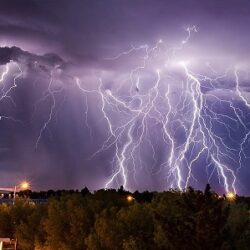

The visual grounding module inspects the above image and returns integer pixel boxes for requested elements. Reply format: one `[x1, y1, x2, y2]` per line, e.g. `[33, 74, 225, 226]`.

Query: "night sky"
[0, 0, 250, 194]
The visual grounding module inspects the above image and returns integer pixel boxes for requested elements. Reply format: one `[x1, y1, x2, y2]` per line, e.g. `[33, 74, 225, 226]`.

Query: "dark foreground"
[0, 185, 249, 250]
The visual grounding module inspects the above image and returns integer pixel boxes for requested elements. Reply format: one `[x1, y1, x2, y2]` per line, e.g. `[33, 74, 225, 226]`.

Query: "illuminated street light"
[127, 195, 135, 202]
[0, 180, 31, 203]
[226, 192, 236, 201]
[13, 181, 30, 200]
[20, 181, 30, 190]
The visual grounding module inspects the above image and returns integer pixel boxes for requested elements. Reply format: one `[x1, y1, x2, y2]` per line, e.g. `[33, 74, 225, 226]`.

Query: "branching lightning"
[1, 26, 250, 194]
[76, 26, 250, 193]
[0, 62, 25, 125]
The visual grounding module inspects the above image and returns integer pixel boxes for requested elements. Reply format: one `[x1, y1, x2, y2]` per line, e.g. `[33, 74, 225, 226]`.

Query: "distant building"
[0, 238, 17, 250]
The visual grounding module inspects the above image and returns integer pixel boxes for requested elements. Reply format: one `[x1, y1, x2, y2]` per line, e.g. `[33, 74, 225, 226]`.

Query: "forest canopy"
[0, 185, 249, 250]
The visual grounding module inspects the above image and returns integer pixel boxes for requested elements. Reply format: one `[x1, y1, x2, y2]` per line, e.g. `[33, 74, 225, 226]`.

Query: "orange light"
[127, 195, 134, 202]
[226, 192, 236, 201]
[20, 181, 30, 190]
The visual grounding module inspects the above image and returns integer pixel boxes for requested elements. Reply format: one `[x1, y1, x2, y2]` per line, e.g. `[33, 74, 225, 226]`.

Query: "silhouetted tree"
[0, 186, 249, 250]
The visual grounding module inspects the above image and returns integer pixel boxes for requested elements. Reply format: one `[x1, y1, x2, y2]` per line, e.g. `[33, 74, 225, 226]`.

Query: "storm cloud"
[0, 0, 250, 194]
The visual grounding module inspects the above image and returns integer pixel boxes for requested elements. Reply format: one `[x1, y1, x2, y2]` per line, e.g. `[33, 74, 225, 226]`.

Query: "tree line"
[0, 185, 249, 250]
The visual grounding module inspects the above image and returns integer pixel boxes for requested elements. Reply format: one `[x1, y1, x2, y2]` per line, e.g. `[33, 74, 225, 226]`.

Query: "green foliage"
[0, 186, 249, 250]
[15, 205, 47, 250]
[226, 202, 250, 250]
[44, 194, 94, 250]
[85, 203, 154, 250]
[0, 205, 12, 237]
[152, 186, 230, 250]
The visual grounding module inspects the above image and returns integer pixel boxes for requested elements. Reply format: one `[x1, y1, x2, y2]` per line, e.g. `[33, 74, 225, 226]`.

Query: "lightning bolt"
[0, 62, 25, 125]
[35, 70, 59, 149]
[1, 25, 248, 194]
[76, 26, 249, 194]
[0, 64, 9, 82]
[0, 59, 62, 151]
[0, 62, 23, 106]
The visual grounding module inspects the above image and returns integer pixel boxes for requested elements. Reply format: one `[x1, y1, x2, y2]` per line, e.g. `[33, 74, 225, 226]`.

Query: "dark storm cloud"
[0, 0, 250, 193]
[0, 46, 64, 67]
[1, 0, 250, 64]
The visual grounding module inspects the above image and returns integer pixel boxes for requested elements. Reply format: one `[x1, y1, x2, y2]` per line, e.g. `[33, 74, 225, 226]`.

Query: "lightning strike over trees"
[0, 0, 250, 195]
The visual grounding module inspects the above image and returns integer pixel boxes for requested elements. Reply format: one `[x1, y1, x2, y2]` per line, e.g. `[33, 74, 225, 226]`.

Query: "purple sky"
[0, 0, 250, 194]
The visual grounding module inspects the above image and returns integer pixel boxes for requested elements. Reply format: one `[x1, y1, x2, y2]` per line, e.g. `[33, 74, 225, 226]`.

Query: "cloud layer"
[0, 0, 250, 194]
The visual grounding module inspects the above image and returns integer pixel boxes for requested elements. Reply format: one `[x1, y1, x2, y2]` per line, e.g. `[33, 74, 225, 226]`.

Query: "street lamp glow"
[226, 192, 236, 201]
[127, 195, 134, 202]
[20, 181, 30, 190]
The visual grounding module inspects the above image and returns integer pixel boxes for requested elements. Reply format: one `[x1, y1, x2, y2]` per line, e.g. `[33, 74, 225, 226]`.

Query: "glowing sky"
[0, 0, 250, 194]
